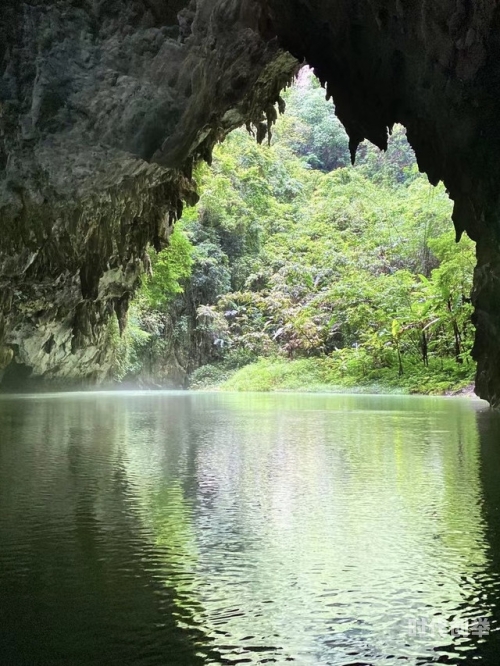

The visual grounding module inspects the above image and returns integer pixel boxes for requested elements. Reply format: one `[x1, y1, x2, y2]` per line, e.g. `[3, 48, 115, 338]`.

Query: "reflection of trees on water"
[126, 393, 495, 664]
[1, 393, 499, 665]
[179, 395, 492, 663]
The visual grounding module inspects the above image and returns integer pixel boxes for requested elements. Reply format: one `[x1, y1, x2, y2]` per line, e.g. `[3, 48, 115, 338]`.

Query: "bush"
[189, 364, 233, 389]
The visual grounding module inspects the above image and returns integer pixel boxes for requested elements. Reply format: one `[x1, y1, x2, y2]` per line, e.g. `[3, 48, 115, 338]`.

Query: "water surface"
[1, 391, 500, 665]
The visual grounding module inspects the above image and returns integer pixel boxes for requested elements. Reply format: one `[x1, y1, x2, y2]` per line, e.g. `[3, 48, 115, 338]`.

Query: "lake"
[1, 391, 500, 665]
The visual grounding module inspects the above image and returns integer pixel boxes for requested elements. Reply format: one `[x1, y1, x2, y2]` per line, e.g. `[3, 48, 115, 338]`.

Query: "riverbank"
[190, 356, 476, 396]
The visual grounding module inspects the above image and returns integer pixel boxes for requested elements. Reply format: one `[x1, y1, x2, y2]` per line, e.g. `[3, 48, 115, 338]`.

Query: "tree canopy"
[116, 70, 476, 394]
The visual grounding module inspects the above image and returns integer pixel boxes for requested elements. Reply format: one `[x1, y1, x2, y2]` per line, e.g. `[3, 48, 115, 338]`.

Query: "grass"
[210, 353, 476, 395]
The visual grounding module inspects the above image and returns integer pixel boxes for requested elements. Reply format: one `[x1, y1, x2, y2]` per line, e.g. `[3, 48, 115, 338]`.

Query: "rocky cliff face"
[0, 0, 297, 386]
[1, 0, 500, 403]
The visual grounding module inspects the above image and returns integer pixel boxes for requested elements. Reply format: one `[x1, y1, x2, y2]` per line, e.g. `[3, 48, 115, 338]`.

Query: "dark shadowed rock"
[0, 0, 297, 385]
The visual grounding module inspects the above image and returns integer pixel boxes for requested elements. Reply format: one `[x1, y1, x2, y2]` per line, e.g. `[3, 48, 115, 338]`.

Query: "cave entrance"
[124, 70, 476, 395]
[1, 360, 35, 391]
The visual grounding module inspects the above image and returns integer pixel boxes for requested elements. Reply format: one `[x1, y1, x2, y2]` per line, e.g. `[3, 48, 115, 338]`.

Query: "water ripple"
[0, 392, 499, 665]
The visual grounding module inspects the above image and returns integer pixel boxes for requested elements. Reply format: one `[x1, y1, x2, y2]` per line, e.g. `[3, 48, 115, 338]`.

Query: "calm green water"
[1, 392, 500, 665]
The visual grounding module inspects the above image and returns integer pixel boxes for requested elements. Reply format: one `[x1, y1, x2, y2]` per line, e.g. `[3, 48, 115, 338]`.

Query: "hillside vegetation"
[115, 73, 476, 395]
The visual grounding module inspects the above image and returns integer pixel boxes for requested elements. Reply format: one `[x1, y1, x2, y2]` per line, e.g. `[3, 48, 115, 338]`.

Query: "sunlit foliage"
[125, 72, 476, 394]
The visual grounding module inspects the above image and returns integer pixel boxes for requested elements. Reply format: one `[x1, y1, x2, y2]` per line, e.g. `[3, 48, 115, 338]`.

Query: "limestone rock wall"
[0, 0, 297, 385]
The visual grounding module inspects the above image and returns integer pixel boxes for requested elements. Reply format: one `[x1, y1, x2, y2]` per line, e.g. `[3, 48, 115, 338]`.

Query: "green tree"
[141, 225, 194, 309]
[122, 70, 477, 394]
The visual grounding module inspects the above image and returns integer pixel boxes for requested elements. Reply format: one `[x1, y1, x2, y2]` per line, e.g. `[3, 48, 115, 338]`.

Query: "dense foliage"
[118, 72, 476, 394]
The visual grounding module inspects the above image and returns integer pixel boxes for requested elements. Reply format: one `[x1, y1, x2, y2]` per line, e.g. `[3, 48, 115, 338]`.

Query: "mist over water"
[1, 391, 500, 665]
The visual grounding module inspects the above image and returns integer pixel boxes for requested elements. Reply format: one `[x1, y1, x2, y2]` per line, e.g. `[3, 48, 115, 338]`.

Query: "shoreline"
[0, 383, 483, 400]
